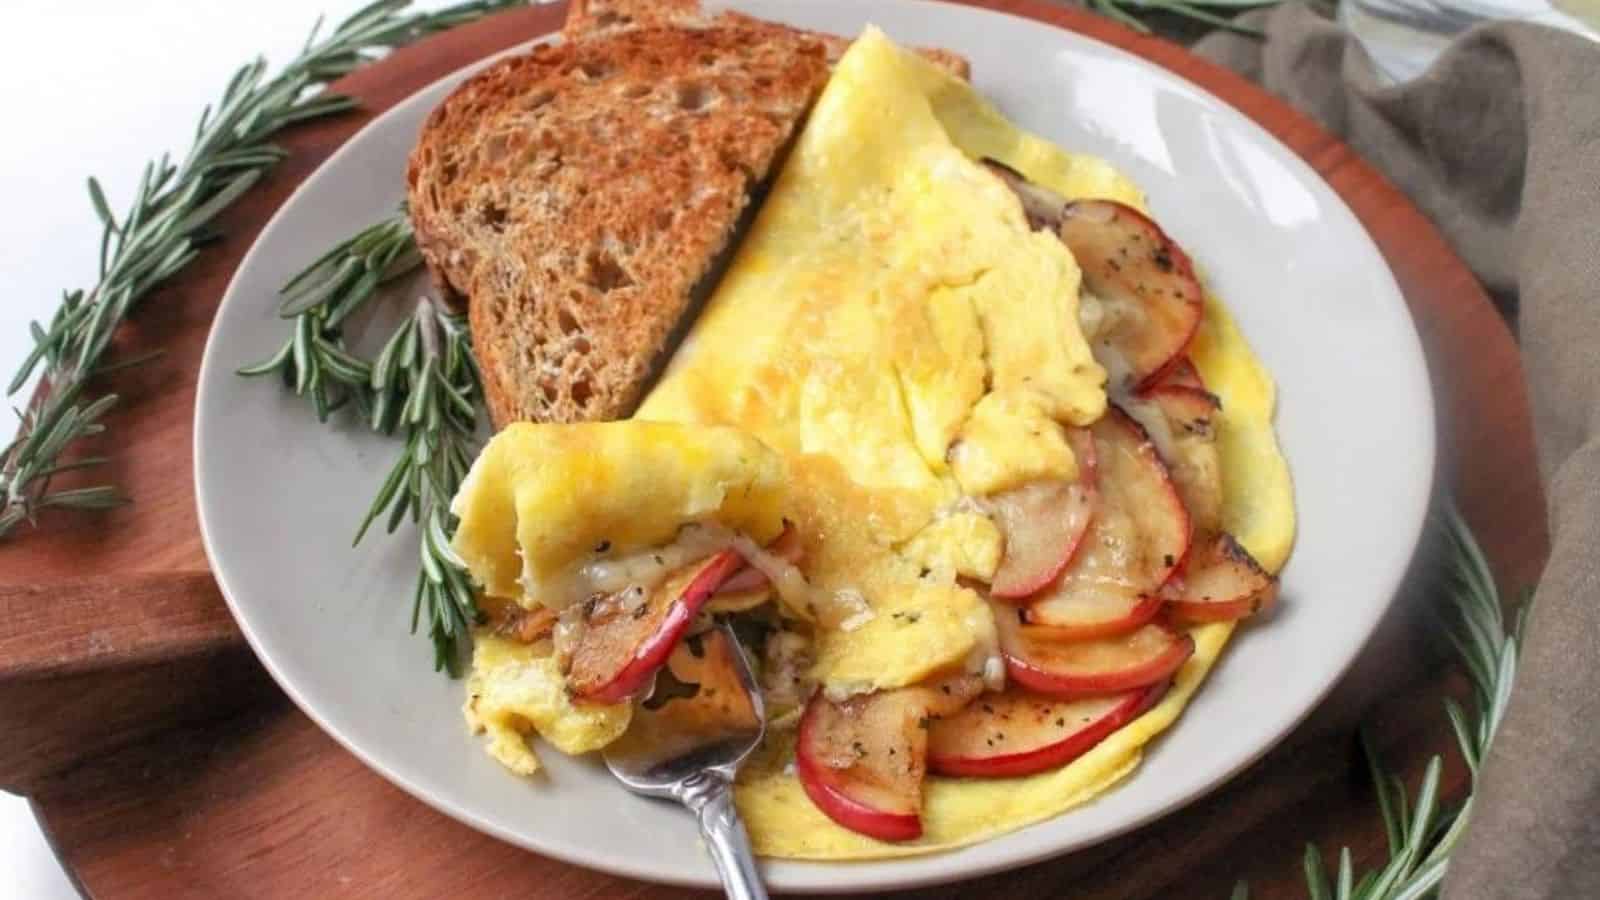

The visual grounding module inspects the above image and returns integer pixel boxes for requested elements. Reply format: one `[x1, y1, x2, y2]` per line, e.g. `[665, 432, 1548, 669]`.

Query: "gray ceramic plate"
[195, 0, 1434, 891]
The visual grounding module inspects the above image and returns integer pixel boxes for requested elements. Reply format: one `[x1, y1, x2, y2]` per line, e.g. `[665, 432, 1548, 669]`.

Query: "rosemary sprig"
[242, 210, 483, 672]
[1236, 502, 1524, 900]
[238, 212, 422, 422]
[358, 296, 483, 674]
[0, 0, 518, 539]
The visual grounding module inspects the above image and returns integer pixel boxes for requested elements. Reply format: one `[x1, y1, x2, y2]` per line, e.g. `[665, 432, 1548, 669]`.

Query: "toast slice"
[567, 0, 971, 79]
[562, 0, 703, 40]
[407, 24, 830, 427]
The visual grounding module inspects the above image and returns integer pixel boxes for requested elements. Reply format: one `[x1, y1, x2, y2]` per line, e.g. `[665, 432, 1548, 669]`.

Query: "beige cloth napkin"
[1197, 7, 1600, 897]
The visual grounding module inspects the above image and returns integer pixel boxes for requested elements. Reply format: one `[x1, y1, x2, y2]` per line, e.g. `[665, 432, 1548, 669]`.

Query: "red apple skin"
[795, 693, 923, 842]
[713, 522, 803, 595]
[928, 681, 1169, 778]
[989, 431, 1098, 600]
[1058, 200, 1204, 391]
[1168, 532, 1279, 623]
[1169, 594, 1258, 623]
[1023, 407, 1191, 632]
[998, 608, 1195, 698]
[574, 549, 744, 704]
[1144, 385, 1220, 433]
[1154, 357, 1205, 391]
[1135, 383, 1224, 537]
[1025, 592, 1166, 641]
[982, 164, 1203, 391]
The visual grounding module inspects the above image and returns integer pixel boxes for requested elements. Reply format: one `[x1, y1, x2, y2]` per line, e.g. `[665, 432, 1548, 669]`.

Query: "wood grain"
[0, 1, 1548, 897]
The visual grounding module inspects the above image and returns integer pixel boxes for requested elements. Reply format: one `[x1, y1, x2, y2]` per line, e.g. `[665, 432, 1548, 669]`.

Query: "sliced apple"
[1025, 406, 1189, 634]
[981, 158, 1068, 231]
[1146, 384, 1219, 435]
[713, 523, 803, 596]
[989, 430, 1098, 600]
[796, 688, 928, 842]
[921, 672, 987, 718]
[998, 603, 1195, 697]
[1023, 590, 1165, 641]
[568, 549, 743, 704]
[1155, 357, 1205, 391]
[981, 162, 1201, 390]
[1168, 532, 1279, 622]
[480, 595, 559, 643]
[1059, 200, 1203, 391]
[794, 674, 982, 841]
[1142, 385, 1223, 536]
[928, 681, 1168, 777]
[616, 629, 764, 768]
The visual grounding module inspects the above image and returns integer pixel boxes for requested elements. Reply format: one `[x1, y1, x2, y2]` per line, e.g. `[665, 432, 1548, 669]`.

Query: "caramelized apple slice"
[1168, 532, 1279, 622]
[1146, 384, 1219, 434]
[795, 675, 982, 841]
[1157, 357, 1205, 391]
[1059, 200, 1203, 390]
[1024, 590, 1165, 641]
[981, 158, 1068, 230]
[1025, 406, 1189, 634]
[713, 523, 803, 596]
[796, 689, 929, 841]
[928, 681, 1168, 777]
[480, 595, 559, 644]
[568, 550, 743, 703]
[610, 628, 764, 768]
[981, 161, 1202, 390]
[1142, 385, 1224, 537]
[998, 604, 1194, 697]
[990, 430, 1098, 600]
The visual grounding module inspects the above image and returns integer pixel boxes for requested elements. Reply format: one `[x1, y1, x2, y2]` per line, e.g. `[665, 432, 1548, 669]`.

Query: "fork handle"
[680, 772, 768, 900]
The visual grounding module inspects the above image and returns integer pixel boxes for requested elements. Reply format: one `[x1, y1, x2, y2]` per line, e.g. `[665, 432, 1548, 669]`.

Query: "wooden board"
[0, 1, 1547, 897]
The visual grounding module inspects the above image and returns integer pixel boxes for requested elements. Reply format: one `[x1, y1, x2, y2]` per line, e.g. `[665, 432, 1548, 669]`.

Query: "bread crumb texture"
[407, 25, 829, 427]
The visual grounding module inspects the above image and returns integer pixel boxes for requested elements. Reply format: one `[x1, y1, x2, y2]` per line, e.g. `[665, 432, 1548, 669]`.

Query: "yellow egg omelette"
[454, 27, 1295, 860]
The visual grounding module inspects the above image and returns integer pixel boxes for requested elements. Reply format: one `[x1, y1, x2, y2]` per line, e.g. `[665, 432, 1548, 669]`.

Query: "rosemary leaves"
[0, 0, 518, 539]
[239, 210, 482, 672]
[1236, 503, 1524, 900]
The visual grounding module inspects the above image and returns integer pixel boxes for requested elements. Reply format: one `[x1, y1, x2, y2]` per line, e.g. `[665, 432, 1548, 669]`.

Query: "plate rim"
[195, 0, 1436, 891]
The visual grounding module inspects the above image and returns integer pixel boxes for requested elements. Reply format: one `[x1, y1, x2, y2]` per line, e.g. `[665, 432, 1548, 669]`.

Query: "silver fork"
[602, 623, 769, 900]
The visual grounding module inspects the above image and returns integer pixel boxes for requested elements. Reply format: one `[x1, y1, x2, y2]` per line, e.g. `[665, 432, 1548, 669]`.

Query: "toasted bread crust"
[568, 2, 972, 79]
[563, 0, 703, 41]
[406, 26, 829, 427]
[713, 10, 972, 79]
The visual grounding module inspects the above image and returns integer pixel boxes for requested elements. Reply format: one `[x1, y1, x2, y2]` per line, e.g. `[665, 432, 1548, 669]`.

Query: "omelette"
[452, 28, 1295, 859]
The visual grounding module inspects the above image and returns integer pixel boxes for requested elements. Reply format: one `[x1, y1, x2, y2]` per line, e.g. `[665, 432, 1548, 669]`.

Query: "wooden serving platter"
[0, 2, 1547, 897]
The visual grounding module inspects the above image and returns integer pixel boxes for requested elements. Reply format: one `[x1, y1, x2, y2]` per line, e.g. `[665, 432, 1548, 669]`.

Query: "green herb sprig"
[356, 297, 483, 673]
[240, 212, 482, 672]
[0, 0, 518, 539]
[1236, 502, 1523, 900]
[238, 212, 422, 422]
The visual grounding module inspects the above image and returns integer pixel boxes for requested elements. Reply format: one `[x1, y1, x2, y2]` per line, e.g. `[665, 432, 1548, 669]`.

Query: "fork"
[602, 622, 769, 900]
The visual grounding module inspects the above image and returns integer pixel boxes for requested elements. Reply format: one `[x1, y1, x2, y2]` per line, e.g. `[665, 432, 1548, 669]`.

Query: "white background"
[0, 3, 482, 897]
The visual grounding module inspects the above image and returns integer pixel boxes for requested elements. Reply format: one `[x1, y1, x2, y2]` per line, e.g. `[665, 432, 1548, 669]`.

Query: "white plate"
[195, 0, 1434, 891]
